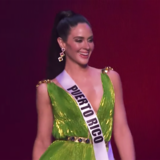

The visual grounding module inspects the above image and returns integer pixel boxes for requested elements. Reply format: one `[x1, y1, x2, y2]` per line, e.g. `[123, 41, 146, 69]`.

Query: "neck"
[64, 60, 91, 81]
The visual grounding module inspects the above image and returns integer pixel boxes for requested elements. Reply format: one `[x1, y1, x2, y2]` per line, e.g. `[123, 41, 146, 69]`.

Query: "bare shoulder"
[90, 66, 120, 81]
[36, 82, 50, 105]
[107, 70, 121, 81]
[36, 80, 47, 94]
[37, 83, 48, 96]
[104, 69, 122, 91]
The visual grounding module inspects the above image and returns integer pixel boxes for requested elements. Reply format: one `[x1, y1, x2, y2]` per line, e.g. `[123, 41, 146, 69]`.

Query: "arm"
[108, 71, 135, 160]
[32, 83, 53, 160]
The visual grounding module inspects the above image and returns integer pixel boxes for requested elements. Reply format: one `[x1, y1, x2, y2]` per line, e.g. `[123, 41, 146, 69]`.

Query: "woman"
[32, 10, 135, 160]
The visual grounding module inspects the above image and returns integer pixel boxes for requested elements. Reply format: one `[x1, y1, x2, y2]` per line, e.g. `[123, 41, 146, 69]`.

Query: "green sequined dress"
[39, 69, 115, 160]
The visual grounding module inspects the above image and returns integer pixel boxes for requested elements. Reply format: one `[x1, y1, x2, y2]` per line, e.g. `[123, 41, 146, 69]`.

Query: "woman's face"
[63, 23, 94, 66]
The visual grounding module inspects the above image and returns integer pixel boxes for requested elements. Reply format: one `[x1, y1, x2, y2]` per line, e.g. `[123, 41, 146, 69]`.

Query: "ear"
[57, 37, 66, 49]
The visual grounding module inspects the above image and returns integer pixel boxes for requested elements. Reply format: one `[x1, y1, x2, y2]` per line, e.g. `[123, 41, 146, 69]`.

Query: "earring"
[58, 48, 65, 62]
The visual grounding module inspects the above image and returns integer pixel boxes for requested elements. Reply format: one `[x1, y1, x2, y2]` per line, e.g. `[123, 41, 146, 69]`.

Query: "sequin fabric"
[39, 70, 115, 160]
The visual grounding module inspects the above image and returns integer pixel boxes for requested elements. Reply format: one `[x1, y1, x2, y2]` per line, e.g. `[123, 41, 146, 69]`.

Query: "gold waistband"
[67, 136, 108, 147]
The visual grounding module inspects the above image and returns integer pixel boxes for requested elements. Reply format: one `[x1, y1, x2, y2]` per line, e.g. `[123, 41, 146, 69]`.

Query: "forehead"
[69, 23, 93, 37]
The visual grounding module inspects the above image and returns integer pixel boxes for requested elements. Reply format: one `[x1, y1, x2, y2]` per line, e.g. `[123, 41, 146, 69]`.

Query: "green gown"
[38, 68, 115, 160]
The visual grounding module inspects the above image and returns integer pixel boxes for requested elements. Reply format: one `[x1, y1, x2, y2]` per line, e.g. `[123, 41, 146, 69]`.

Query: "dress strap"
[36, 79, 52, 88]
[102, 66, 113, 73]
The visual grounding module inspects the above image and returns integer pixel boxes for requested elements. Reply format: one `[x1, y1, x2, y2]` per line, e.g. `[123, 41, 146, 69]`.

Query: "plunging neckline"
[49, 72, 105, 115]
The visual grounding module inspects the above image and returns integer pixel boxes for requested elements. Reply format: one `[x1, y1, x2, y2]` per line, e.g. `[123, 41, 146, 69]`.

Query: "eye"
[88, 38, 94, 42]
[75, 39, 83, 43]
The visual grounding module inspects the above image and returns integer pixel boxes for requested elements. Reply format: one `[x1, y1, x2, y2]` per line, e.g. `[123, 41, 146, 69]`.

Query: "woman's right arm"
[32, 83, 53, 160]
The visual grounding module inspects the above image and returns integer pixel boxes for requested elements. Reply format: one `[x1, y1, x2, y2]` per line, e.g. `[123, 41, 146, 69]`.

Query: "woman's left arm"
[108, 71, 135, 160]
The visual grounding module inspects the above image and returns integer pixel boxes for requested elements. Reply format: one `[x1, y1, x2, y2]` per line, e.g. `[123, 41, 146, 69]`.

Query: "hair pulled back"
[46, 10, 91, 79]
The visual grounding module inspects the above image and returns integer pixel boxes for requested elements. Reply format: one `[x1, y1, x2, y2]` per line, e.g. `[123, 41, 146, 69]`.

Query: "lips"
[79, 52, 89, 56]
[79, 52, 89, 59]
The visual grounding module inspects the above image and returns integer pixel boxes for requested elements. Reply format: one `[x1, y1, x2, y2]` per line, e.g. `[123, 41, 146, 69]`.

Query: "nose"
[83, 40, 90, 50]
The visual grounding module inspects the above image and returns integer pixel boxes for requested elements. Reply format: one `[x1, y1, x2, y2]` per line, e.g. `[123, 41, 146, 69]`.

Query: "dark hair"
[46, 10, 91, 79]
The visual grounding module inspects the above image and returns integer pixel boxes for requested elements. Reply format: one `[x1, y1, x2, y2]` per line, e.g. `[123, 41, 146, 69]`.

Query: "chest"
[76, 80, 104, 114]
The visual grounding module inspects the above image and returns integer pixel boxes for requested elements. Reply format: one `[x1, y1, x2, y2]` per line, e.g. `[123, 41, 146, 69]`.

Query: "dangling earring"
[58, 48, 65, 62]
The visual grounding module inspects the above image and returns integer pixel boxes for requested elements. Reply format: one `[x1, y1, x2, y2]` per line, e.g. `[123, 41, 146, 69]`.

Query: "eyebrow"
[73, 36, 93, 39]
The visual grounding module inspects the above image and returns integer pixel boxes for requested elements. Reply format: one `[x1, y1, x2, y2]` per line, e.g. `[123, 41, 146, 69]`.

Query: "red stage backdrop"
[0, 0, 160, 160]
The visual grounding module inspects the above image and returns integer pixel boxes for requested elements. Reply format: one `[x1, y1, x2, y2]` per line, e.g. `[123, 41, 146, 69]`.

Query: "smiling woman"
[32, 10, 135, 160]
[57, 22, 94, 66]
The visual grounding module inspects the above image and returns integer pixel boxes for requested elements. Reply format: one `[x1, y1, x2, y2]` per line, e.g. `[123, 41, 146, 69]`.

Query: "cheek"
[90, 43, 94, 50]
[67, 43, 81, 52]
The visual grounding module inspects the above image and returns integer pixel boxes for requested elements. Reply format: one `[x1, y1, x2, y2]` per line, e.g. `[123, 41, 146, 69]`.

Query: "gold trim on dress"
[67, 136, 108, 147]
[102, 66, 113, 74]
[36, 79, 52, 88]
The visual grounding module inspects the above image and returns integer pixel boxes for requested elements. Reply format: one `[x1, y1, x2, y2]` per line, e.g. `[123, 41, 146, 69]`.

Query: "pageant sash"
[56, 70, 114, 160]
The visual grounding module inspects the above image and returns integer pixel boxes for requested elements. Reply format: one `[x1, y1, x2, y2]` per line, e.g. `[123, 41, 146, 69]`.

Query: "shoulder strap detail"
[36, 79, 51, 88]
[102, 66, 113, 74]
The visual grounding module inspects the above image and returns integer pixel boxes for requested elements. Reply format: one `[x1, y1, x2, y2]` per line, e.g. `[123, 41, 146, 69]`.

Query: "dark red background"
[0, 0, 160, 160]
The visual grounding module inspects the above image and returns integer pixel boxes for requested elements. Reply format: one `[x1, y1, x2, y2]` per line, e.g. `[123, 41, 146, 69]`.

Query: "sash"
[56, 70, 114, 160]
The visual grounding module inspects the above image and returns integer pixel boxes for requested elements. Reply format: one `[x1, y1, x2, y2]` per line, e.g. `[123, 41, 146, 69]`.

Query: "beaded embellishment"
[102, 66, 113, 74]
[36, 79, 52, 88]
[67, 136, 90, 144]
[67, 136, 108, 147]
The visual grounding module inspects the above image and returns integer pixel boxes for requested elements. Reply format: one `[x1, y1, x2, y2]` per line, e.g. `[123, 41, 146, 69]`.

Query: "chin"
[78, 61, 89, 67]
